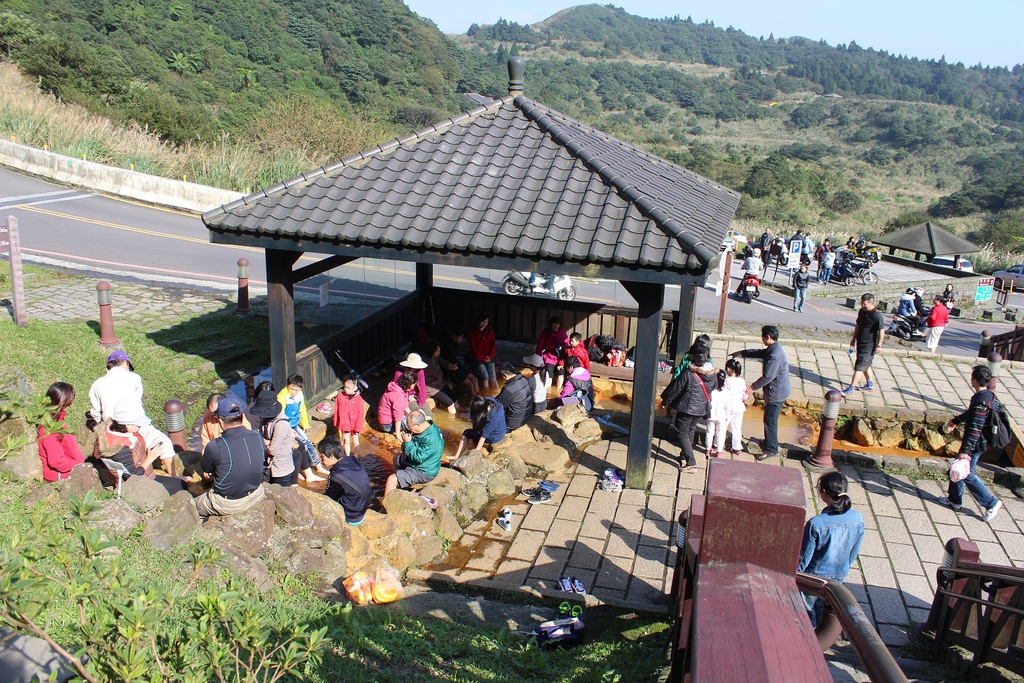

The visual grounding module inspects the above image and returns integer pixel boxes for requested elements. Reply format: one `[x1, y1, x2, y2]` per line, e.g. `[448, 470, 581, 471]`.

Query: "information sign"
[976, 276, 995, 303]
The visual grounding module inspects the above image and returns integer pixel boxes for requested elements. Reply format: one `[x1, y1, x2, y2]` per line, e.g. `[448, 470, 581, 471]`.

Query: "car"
[994, 264, 1024, 290]
[931, 255, 974, 272]
[721, 230, 749, 254]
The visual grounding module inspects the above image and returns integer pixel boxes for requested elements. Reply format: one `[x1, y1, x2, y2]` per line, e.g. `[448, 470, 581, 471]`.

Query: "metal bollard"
[164, 399, 186, 452]
[978, 330, 992, 359]
[235, 258, 251, 315]
[808, 389, 843, 468]
[96, 281, 120, 347]
[987, 352, 1002, 391]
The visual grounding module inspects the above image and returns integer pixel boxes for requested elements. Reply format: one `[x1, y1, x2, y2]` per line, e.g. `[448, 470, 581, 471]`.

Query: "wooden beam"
[267, 248, 301, 390]
[292, 255, 355, 283]
[675, 284, 697, 361]
[416, 263, 433, 291]
[620, 280, 664, 490]
[209, 232, 712, 287]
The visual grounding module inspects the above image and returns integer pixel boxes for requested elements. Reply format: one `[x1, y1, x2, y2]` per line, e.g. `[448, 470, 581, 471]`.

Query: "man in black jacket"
[730, 325, 791, 462]
[496, 362, 534, 430]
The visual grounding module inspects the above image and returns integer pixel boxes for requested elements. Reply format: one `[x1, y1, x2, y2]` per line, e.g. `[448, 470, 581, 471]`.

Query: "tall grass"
[0, 63, 399, 192]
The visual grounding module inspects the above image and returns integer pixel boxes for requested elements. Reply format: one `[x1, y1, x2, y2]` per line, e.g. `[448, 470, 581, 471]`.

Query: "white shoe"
[984, 500, 1003, 523]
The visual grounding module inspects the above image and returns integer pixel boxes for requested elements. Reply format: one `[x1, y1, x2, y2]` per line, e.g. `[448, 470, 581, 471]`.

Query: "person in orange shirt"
[200, 393, 251, 447]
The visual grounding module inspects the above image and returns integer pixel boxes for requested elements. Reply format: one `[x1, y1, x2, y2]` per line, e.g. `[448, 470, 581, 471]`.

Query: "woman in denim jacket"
[798, 471, 864, 626]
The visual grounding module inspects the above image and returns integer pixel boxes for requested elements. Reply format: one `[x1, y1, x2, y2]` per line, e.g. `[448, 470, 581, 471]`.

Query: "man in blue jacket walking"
[730, 325, 791, 461]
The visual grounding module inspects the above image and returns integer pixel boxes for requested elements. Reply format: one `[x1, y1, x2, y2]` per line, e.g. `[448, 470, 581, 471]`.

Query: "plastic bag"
[949, 457, 971, 483]
[372, 566, 405, 604]
[343, 572, 374, 606]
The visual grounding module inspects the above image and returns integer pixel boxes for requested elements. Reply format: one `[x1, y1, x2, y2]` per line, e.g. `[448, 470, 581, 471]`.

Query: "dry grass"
[0, 63, 399, 192]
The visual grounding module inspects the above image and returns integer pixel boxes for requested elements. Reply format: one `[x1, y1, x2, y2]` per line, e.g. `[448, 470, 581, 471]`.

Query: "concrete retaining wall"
[0, 138, 243, 214]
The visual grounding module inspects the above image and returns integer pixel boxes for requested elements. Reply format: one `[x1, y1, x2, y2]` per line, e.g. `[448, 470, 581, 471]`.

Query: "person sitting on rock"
[378, 372, 416, 434]
[559, 356, 594, 412]
[200, 392, 251, 447]
[37, 382, 85, 482]
[320, 435, 372, 526]
[452, 396, 506, 460]
[563, 332, 591, 371]
[394, 352, 429, 410]
[496, 361, 533, 430]
[98, 400, 165, 479]
[88, 350, 176, 474]
[384, 410, 443, 496]
[194, 396, 267, 516]
[276, 374, 330, 477]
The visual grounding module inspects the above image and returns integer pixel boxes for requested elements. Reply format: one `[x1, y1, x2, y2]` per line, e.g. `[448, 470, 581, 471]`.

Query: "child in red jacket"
[333, 375, 366, 456]
[564, 332, 591, 371]
[37, 382, 85, 482]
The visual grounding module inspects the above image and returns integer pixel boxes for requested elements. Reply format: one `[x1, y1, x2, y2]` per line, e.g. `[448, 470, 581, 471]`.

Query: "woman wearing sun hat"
[393, 352, 429, 409]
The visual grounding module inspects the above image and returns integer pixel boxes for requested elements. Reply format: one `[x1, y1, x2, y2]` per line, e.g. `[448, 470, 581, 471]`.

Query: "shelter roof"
[872, 222, 980, 256]
[203, 96, 740, 277]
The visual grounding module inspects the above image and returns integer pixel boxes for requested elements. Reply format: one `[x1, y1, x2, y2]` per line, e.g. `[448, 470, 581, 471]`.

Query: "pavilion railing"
[987, 325, 1024, 361]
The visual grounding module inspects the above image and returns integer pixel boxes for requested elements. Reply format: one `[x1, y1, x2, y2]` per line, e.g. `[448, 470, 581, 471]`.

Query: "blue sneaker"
[840, 385, 855, 397]
[859, 381, 876, 392]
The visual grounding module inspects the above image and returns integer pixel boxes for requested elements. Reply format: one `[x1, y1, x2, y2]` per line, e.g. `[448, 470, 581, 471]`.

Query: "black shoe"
[755, 452, 773, 462]
[528, 490, 552, 505]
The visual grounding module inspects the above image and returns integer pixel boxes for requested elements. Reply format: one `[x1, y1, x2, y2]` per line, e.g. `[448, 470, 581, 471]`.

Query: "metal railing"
[987, 325, 1024, 361]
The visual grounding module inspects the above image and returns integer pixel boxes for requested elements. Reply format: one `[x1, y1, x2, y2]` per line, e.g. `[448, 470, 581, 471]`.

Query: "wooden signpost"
[1, 216, 26, 327]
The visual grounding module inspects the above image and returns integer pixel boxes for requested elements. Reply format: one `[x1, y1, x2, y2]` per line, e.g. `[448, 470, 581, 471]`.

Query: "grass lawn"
[0, 477, 672, 682]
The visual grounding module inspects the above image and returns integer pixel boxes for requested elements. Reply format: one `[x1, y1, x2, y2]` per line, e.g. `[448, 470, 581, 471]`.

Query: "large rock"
[435, 507, 464, 544]
[518, 442, 572, 474]
[431, 467, 467, 490]
[200, 498, 276, 556]
[417, 483, 456, 513]
[305, 419, 327, 446]
[59, 464, 103, 501]
[173, 450, 204, 478]
[0, 404, 40, 481]
[358, 510, 397, 540]
[265, 484, 314, 528]
[450, 450, 497, 482]
[122, 475, 171, 513]
[464, 482, 489, 514]
[22, 484, 58, 507]
[382, 489, 433, 518]
[89, 499, 144, 539]
[553, 403, 588, 429]
[876, 426, 904, 449]
[295, 487, 348, 540]
[286, 548, 326, 575]
[212, 541, 273, 592]
[0, 451, 43, 481]
[849, 418, 875, 447]
[486, 470, 516, 499]
[412, 533, 445, 566]
[320, 540, 349, 581]
[572, 418, 604, 441]
[387, 535, 417, 573]
[504, 453, 528, 483]
[945, 439, 963, 458]
[923, 429, 947, 454]
[918, 457, 950, 476]
[145, 491, 200, 551]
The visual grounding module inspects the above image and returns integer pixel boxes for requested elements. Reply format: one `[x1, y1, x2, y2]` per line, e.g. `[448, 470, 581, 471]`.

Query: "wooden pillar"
[267, 249, 301, 390]
[416, 263, 433, 291]
[675, 284, 697, 361]
[621, 281, 665, 489]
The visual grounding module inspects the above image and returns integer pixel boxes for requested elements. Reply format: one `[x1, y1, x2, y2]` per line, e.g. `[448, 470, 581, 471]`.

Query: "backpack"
[984, 398, 1013, 452]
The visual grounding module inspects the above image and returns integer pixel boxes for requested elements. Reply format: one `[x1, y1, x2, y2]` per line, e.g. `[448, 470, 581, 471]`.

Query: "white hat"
[523, 354, 544, 368]
[400, 353, 428, 370]
[110, 400, 151, 427]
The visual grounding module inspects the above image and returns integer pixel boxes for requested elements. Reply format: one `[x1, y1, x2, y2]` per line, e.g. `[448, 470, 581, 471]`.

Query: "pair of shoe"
[938, 497, 1004, 522]
[527, 490, 552, 505]
[522, 481, 560, 497]
[856, 382, 876, 392]
[730, 449, 743, 456]
[557, 576, 587, 595]
[495, 507, 512, 531]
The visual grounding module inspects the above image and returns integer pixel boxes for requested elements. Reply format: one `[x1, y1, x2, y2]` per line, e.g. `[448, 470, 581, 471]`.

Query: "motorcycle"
[832, 252, 878, 286]
[852, 241, 882, 263]
[502, 272, 577, 301]
[887, 313, 927, 341]
[737, 272, 761, 304]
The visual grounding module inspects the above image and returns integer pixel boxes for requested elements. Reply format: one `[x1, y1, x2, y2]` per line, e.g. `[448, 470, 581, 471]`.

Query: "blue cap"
[215, 395, 244, 418]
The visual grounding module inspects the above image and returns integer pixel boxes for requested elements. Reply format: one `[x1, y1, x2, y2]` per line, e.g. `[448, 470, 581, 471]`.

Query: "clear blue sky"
[405, 1, 1023, 68]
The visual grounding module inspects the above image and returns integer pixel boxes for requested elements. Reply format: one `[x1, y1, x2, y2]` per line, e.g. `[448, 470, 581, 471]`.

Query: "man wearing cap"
[88, 351, 176, 473]
[194, 396, 267, 516]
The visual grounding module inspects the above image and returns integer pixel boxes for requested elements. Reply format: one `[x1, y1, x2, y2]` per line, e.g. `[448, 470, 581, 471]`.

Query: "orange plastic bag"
[343, 572, 374, 606]
[371, 566, 404, 604]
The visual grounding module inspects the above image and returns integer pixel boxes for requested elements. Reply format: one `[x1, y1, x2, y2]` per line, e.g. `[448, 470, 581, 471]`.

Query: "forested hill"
[467, 4, 1024, 123]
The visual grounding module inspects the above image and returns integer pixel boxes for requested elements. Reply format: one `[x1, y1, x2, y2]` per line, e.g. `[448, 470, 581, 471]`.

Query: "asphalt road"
[1, 166, 1019, 356]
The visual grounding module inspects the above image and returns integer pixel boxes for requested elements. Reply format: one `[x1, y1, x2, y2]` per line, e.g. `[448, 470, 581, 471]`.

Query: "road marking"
[16, 193, 95, 208]
[0, 189, 79, 206]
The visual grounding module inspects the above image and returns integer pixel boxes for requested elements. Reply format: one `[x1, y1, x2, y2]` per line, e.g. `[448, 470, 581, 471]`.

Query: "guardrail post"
[96, 281, 120, 347]
[978, 330, 992, 359]
[987, 352, 1002, 391]
[808, 389, 843, 468]
[235, 258, 251, 315]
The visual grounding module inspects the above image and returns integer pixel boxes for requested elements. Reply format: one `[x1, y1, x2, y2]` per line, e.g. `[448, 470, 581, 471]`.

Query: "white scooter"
[501, 271, 577, 301]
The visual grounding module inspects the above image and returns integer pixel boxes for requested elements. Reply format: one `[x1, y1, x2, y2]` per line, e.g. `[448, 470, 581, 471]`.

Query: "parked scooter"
[502, 272, 577, 301]
[737, 272, 761, 304]
[832, 252, 877, 286]
[887, 313, 927, 341]
[852, 239, 882, 263]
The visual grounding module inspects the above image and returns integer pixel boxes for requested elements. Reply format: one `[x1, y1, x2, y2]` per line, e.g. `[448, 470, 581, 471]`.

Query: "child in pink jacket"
[378, 373, 415, 433]
[333, 375, 366, 456]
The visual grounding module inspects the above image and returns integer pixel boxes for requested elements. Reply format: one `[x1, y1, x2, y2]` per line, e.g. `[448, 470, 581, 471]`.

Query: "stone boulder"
[918, 457, 950, 476]
[412, 533, 445, 566]
[285, 548, 326, 575]
[265, 484, 314, 528]
[486, 470, 516, 499]
[518, 442, 572, 474]
[435, 507, 464, 544]
[22, 484, 58, 507]
[571, 418, 604, 441]
[145, 491, 200, 551]
[945, 439, 963, 458]
[417, 483, 456, 513]
[464, 482, 489, 515]
[903, 436, 921, 451]
[431, 467, 467, 490]
[382, 489, 433, 518]
[450, 450, 498, 483]
[59, 464, 103, 501]
[553, 403, 588, 429]
[200, 498, 276, 556]
[0, 404, 41, 481]
[89, 499, 143, 539]
[172, 450, 204, 478]
[295, 487, 348, 541]
[122, 475, 171, 513]
[923, 429, 947, 454]
[849, 418, 875, 447]
[386, 535, 417, 573]
[876, 426, 904, 449]
[319, 540, 349, 582]
[346, 527, 375, 573]
[212, 541, 273, 592]
[305, 419, 327, 445]
[357, 510, 398, 540]
[0, 451, 43, 481]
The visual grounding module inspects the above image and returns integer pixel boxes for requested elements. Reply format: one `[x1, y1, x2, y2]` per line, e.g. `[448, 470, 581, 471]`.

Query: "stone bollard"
[96, 281, 120, 347]
[164, 399, 186, 452]
[235, 258, 251, 315]
[808, 389, 843, 468]
[987, 352, 1002, 391]
[916, 538, 980, 644]
[978, 330, 992, 359]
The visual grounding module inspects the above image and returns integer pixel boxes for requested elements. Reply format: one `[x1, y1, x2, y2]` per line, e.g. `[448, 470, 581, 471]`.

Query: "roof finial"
[508, 57, 525, 97]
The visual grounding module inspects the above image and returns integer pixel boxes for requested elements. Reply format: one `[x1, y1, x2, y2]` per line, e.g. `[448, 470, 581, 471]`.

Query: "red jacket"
[536, 329, 569, 366]
[564, 343, 591, 370]
[926, 304, 949, 328]
[377, 381, 409, 427]
[333, 391, 365, 434]
[468, 326, 496, 362]
[36, 411, 85, 482]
